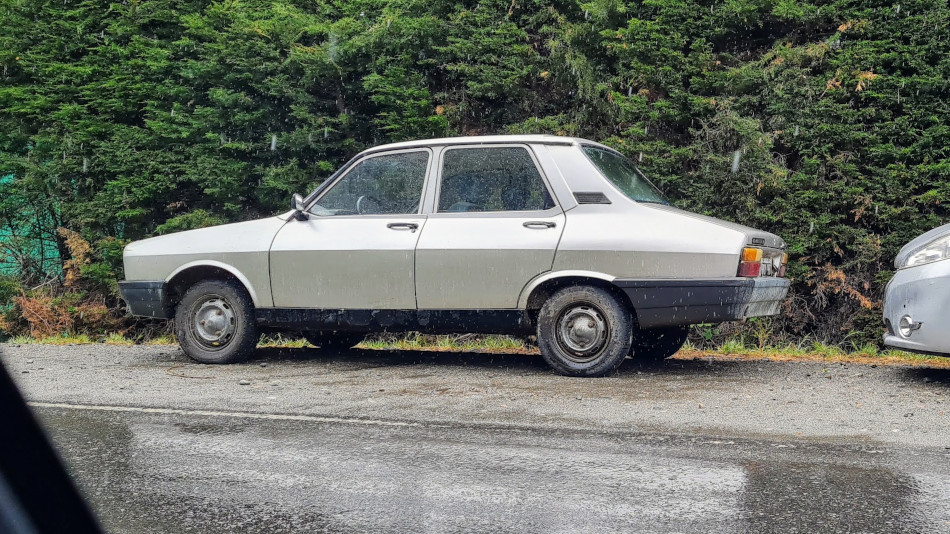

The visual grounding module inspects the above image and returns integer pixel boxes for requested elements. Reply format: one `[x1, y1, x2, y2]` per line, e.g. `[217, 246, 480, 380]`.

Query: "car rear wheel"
[536, 285, 633, 377]
[174, 280, 258, 364]
[303, 332, 365, 351]
[631, 326, 689, 362]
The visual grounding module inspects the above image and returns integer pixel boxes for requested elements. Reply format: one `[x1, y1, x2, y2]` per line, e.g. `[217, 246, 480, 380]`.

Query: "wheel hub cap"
[557, 305, 608, 361]
[193, 297, 235, 347]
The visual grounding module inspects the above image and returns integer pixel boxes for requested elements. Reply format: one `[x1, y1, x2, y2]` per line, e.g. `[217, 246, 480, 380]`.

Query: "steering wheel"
[356, 195, 381, 214]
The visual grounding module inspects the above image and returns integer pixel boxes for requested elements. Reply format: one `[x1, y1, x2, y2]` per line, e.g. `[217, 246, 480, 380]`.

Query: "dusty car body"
[883, 223, 950, 355]
[120, 135, 790, 376]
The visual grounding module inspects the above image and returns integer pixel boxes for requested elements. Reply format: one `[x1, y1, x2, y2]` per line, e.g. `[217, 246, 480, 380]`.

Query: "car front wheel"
[174, 280, 259, 364]
[536, 285, 633, 377]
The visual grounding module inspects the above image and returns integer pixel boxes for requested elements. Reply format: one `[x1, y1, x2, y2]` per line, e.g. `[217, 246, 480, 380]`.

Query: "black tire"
[174, 280, 258, 364]
[631, 326, 689, 362]
[536, 285, 633, 377]
[303, 332, 365, 351]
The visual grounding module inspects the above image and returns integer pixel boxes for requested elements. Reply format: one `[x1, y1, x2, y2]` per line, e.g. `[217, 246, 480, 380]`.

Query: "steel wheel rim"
[190, 295, 236, 350]
[555, 303, 609, 363]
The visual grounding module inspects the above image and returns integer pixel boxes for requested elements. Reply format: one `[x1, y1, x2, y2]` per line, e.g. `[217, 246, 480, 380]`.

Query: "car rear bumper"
[615, 277, 790, 329]
[882, 260, 950, 356]
[118, 281, 172, 319]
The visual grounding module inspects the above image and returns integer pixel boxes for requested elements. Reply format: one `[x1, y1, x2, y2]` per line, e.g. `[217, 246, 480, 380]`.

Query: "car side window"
[310, 151, 428, 216]
[437, 147, 555, 213]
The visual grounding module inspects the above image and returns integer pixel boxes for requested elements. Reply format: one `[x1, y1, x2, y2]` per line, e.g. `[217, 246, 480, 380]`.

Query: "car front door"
[414, 145, 565, 309]
[269, 149, 430, 309]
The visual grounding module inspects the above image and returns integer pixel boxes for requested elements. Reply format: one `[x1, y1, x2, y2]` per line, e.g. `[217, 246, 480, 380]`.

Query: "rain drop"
[584, 9, 589, 19]
[82, 157, 88, 173]
[644, 126, 648, 135]
[324, 126, 329, 139]
[627, 87, 632, 97]
[270, 134, 277, 151]
[220, 133, 226, 145]
[170, 108, 175, 117]
[896, 4, 900, 14]
[794, 125, 799, 136]
[638, 152, 643, 162]
[731, 150, 741, 173]
[809, 221, 814, 234]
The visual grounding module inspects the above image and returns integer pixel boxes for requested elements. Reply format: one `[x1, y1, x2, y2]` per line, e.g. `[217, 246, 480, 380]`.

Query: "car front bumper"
[615, 277, 790, 329]
[882, 260, 950, 356]
[118, 281, 172, 319]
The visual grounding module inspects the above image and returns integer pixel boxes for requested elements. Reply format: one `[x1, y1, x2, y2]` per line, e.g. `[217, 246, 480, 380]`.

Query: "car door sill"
[256, 308, 533, 334]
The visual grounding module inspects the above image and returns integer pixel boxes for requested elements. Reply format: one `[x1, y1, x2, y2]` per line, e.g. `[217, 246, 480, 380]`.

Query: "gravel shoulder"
[2, 343, 949, 448]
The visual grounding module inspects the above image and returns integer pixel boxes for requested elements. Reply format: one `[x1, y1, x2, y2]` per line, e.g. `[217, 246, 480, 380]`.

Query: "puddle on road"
[741, 461, 923, 533]
[35, 406, 949, 534]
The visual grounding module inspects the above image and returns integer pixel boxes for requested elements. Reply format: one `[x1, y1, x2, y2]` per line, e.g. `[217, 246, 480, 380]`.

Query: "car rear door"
[414, 145, 565, 309]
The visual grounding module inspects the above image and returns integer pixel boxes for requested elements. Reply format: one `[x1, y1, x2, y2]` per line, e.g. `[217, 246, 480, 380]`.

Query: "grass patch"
[361, 333, 528, 353]
[258, 333, 310, 348]
[103, 333, 134, 345]
[144, 334, 177, 345]
[718, 339, 748, 355]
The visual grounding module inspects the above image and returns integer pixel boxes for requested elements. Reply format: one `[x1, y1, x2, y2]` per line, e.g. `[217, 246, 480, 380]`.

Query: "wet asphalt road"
[3, 344, 950, 532]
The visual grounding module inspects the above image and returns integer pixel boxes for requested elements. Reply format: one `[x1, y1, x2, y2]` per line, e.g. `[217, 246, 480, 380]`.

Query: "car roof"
[357, 135, 613, 157]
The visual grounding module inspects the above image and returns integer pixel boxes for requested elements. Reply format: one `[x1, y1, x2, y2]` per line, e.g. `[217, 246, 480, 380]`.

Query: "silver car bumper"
[883, 260, 950, 356]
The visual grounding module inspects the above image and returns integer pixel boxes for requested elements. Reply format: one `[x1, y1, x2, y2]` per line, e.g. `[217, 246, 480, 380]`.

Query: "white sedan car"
[120, 135, 790, 376]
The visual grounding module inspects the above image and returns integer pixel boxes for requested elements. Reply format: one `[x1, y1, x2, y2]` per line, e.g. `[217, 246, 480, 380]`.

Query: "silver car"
[883, 223, 950, 355]
[119, 135, 790, 376]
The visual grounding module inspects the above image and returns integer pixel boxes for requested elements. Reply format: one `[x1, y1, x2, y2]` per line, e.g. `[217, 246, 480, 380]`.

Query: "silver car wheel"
[191, 296, 236, 349]
[556, 304, 609, 362]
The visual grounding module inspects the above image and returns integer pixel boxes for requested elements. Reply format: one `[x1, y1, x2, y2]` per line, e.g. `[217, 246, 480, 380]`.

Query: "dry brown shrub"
[12, 293, 74, 338]
[813, 263, 875, 310]
[58, 228, 93, 288]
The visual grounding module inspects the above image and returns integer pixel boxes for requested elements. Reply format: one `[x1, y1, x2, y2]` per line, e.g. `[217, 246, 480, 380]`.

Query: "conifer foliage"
[3, 0, 950, 344]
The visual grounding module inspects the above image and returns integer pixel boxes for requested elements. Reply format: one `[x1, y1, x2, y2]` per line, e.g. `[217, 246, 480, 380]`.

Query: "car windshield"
[582, 146, 669, 205]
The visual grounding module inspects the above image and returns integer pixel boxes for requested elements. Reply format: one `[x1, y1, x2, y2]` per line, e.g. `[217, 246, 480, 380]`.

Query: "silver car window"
[582, 146, 669, 205]
[437, 147, 555, 213]
[310, 151, 428, 216]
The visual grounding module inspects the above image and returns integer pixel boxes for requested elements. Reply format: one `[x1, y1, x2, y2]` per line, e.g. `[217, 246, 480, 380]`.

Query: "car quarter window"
[437, 146, 556, 213]
[310, 151, 429, 216]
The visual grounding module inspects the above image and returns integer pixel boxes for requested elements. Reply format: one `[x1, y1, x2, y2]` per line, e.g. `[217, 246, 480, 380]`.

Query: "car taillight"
[778, 253, 788, 278]
[738, 247, 762, 277]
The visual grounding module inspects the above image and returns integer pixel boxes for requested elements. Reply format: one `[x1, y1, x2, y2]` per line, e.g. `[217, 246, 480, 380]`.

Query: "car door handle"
[523, 221, 556, 229]
[387, 222, 419, 232]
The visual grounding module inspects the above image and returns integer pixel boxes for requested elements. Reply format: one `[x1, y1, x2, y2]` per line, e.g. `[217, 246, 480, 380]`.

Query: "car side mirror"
[291, 193, 308, 221]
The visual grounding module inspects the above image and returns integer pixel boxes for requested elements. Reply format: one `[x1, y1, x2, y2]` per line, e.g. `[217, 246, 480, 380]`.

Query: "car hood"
[124, 217, 288, 257]
[643, 204, 786, 250]
[894, 222, 950, 269]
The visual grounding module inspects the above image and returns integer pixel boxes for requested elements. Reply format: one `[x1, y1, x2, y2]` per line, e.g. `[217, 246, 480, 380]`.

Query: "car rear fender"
[517, 270, 617, 310]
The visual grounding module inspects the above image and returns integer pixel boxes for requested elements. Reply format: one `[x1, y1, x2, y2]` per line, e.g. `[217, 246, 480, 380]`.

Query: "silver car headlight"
[899, 234, 950, 269]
